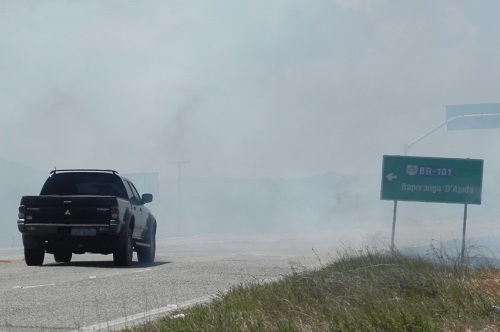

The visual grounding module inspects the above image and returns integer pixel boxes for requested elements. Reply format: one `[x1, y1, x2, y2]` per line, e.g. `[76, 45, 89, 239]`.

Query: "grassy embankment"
[125, 244, 500, 331]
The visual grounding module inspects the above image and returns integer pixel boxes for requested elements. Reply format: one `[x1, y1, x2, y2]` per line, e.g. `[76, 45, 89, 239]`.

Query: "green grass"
[124, 245, 500, 331]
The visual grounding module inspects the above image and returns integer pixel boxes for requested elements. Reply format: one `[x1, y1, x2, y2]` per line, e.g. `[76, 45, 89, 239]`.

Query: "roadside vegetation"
[124, 243, 500, 331]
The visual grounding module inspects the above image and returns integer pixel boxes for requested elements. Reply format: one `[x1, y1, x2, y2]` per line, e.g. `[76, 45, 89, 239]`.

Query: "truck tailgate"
[21, 195, 117, 225]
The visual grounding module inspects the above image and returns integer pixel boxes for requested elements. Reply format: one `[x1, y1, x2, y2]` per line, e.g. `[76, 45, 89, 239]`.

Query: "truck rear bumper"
[17, 219, 121, 235]
[19, 220, 127, 253]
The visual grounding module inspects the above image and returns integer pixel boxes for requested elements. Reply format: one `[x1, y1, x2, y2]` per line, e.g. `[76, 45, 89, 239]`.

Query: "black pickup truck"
[17, 169, 157, 266]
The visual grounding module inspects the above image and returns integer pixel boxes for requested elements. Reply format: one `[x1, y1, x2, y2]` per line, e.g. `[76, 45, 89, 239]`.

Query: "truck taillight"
[18, 205, 26, 219]
[111, 206, 119, 219]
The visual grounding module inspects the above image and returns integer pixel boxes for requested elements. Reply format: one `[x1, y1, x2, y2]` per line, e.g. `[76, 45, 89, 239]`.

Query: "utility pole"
[171, 161, 189, 236]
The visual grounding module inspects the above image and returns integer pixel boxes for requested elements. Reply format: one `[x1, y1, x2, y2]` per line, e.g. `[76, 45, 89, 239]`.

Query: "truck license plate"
[71, 228, 96, 236]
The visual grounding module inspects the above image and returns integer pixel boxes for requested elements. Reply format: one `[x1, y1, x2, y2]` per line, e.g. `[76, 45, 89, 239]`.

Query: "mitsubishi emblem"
[65, 209, 71, 216]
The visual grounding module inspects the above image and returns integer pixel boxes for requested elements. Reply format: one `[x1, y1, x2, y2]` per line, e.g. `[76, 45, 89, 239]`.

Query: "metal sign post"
[391, 200, 397, 251]
[460, 204, 468, 265]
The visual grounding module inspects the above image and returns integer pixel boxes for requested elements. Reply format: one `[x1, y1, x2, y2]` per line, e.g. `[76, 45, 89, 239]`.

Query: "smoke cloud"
[1, 1, 500, 250]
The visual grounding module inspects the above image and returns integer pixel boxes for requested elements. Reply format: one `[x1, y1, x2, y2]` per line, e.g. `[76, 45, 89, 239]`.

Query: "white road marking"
[87, 268, 153, 280]
[13, 283, 55, 289]
[75, 295, 214, 331]
[11, 269, 153, 290]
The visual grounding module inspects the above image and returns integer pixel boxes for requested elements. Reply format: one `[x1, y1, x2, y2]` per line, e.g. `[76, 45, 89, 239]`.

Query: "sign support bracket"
[404, 113, 500, 155]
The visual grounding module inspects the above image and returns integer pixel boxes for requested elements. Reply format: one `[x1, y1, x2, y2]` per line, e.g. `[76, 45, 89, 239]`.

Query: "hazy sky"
[2, 1, 500, 179]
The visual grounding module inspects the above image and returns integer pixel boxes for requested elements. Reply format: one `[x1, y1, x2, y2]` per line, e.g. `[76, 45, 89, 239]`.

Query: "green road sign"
[381, 155, 483, 204]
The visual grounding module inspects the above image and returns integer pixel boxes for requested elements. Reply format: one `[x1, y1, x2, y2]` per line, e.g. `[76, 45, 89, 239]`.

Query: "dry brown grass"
[439, 268, 500, 331]
[468, 268, 500, 302]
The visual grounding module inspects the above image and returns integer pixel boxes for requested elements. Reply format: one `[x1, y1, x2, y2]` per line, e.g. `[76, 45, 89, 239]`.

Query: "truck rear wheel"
[113, 228, 133, 266]
[137, 225, 156, 263]
[25, 248, 45, 266]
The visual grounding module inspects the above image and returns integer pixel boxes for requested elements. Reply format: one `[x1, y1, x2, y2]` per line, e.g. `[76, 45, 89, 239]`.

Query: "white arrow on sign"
[386, 173, 397, 181]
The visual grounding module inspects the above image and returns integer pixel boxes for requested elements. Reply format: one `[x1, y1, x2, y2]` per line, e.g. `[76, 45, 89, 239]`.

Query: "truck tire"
[137, 224, 156, 263]
[25, 247, 45, 266]
[113, 228, 133, 266]
[54, 251, 72, 263]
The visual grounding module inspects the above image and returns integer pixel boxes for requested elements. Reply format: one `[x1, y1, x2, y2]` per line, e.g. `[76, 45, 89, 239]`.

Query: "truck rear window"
[40, 173, 128, 198]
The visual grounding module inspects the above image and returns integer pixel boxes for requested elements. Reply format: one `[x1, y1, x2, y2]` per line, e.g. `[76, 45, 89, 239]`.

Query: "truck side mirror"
[142, 193, 153, 204]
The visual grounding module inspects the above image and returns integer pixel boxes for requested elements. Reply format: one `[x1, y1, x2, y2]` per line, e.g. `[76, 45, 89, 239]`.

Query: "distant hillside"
[0, 158, 46, 247]
[156, 172, 386, 238]
[401, 236, 500, 268]
[154, 168, 500, 242]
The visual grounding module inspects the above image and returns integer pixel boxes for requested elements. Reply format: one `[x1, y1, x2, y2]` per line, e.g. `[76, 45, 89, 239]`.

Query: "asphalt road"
[0, 234, 330, 332]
